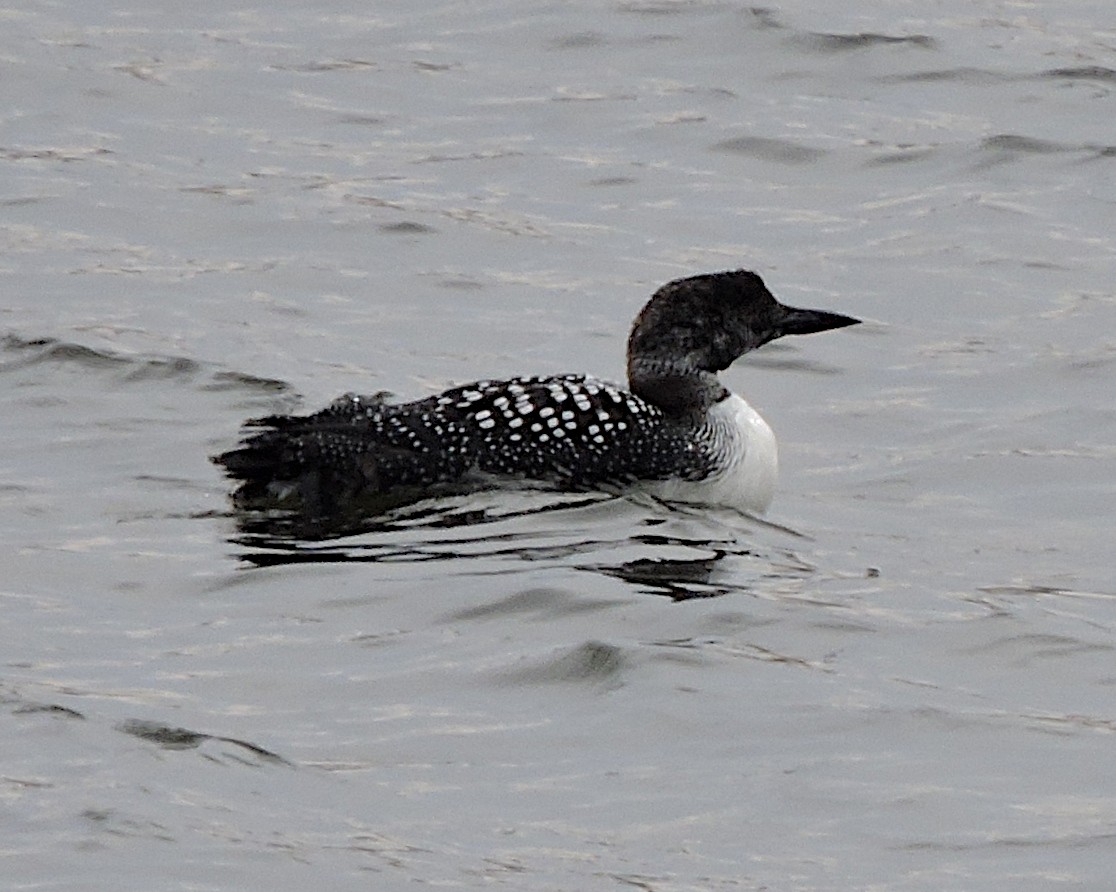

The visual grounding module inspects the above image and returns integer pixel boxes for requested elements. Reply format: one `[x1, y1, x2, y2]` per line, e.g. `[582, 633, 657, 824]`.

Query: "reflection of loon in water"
[214, 270, 859, 518]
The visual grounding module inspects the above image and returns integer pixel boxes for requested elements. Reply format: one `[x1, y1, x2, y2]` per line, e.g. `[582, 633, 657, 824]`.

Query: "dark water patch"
[5, 689, 86, 721]
[661, 84, 736, 101]
[876, 67, 1010, 85]
[206, 372, 299, 418]
[440, 205, 552, 237]
[416, 149, 526, 164]
[498, 640, 626, 686]
[1, 335, 130, 372]
[864, 145, 940, 166]
[551, 90, 638, 103]
[549, 31, 683, 50]
[978, 583, 1116, 600]
[711, 136, 825, 165]
[957, 632, 1113, 668]
[219, 496, 800, 606]
[350, 628, 411, 649]
[12, 702, 86, 719]
[648, 636, 833, 670]
[979, 134, 1071, 155]
[179, 183, 254, 200]
[133, 473, 205, 490]
[412, 60, 459, 72]
[589, 545, 814, 601]
[1027, 712, 1116, 734]
[117, 718, 292, 765]
[0, 334, 206, 382]
[433, 275, 486, 290]
[1040, 66, 1116, 83]
[548, 31, 608, 50]
[592, 551, 728, 600]
[444, 587, 627, 622]
[113, 61, 168, 84]
[969, 134, 1100, 171]
[748, 354, 850, 375]
[79, 808, 176, 843]
[3, 337, 297, 424]
[232, 529, 616, 568]
[335, 114, 387, 126]
[584, 532, 813, 601]
[230, 541, 440, 567]
[379, 221, 438, 235]
[587, 176, 639, 187]
[796, 32, 936, 52]
[117, 719, 216, 749]
[269, 59, 377, 73]
[344, 192, 407, 211]
[224, 489, 615, 546]
[122, 356, 202, 382]
[747, 7, 783, 29]
[0, 145, 112, 163]
[618, 1, 707, 15]
[811, 617, 877, 634]
[203, 370, 292, 395]
[905, 705, 1116, 743]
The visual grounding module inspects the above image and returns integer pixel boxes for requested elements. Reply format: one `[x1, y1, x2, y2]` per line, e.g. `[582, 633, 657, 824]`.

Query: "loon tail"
[214, 416, 363, 514]
[213, 396, 468, 516]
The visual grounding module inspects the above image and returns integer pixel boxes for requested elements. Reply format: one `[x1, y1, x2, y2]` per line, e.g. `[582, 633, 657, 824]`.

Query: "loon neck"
[627, 357, 729, 420]
[622, 268, 860, 422]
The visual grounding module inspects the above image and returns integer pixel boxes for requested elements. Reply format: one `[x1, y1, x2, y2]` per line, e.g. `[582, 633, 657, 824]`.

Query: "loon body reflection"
[215, 270, 859, 517]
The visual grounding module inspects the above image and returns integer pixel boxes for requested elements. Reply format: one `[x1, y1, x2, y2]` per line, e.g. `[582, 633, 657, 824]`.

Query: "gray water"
[3, 2, 1115, 889]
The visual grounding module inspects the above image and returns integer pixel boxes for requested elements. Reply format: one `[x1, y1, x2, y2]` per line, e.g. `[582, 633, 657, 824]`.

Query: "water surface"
[3, 2, 1115, 889]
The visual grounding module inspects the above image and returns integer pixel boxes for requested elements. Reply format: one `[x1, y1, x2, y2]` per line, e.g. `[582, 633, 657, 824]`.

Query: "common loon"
[215, 270, 858, 516]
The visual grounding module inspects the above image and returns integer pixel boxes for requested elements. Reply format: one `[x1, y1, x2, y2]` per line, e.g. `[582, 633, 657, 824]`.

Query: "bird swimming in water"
[214, 270, 858, 520]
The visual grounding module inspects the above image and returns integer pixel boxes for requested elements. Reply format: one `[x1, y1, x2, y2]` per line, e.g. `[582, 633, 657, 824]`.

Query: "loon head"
[627, 270, 860, 416]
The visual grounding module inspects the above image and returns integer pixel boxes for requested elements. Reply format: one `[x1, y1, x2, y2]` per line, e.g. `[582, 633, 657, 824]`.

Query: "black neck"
[627, 358, 727, 420]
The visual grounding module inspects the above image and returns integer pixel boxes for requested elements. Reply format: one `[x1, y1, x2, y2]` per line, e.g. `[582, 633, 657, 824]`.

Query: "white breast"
[648, 393, 778, 514]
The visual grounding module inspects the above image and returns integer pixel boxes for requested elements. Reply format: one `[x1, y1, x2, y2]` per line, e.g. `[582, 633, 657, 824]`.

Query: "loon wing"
[422, 374, 698, 485]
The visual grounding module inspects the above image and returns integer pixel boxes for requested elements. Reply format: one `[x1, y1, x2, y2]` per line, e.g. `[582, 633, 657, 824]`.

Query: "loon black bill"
[776, 305, 861, 338]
